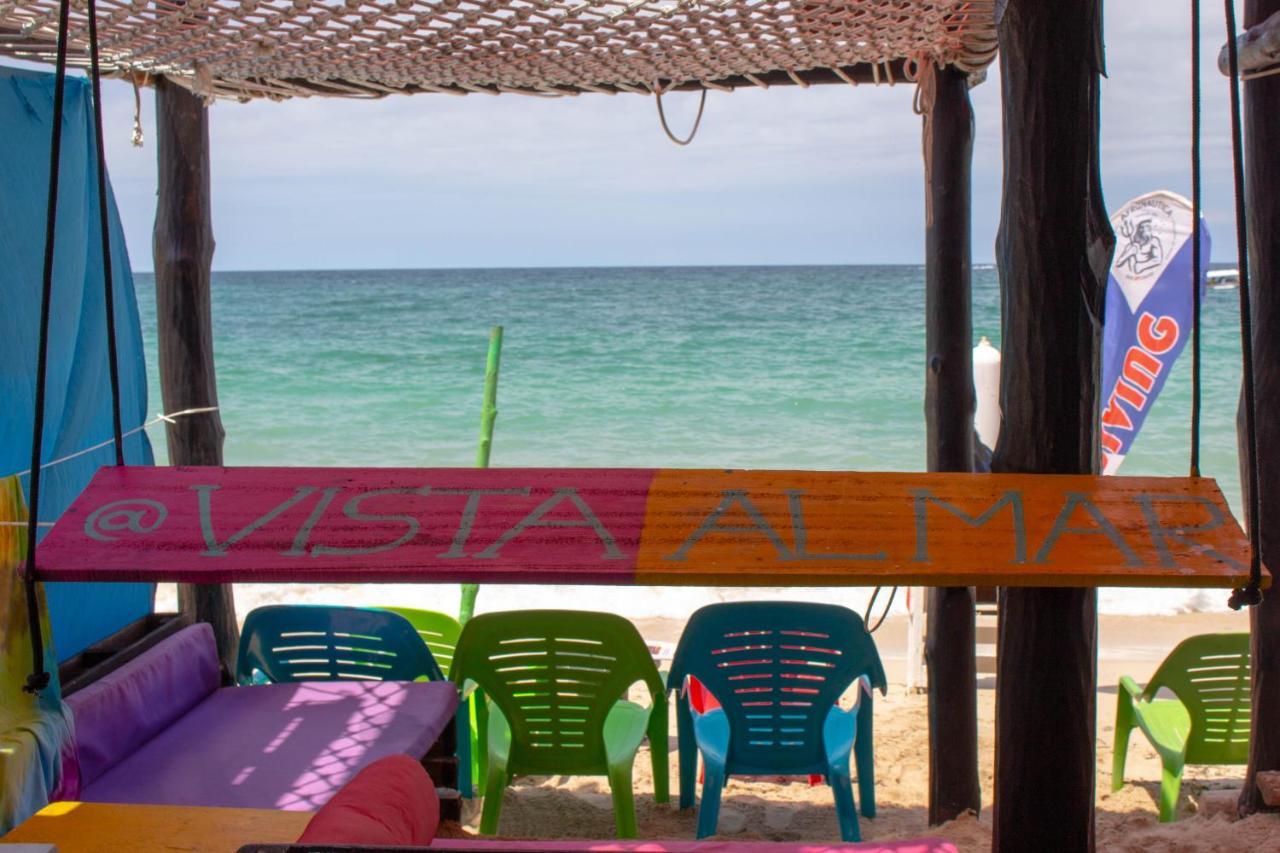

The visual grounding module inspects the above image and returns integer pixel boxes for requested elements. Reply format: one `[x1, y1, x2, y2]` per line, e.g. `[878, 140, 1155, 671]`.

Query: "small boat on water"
[1208, 268, 1240, 290]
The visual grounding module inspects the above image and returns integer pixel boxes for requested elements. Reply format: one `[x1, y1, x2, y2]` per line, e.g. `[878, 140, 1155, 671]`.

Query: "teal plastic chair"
[381, 606, 485, 798]
[236, 604, 444, 684]
[667, 601, 887, 842]
[451, 610, 669, 838]
[1112, 632, 1251, 821]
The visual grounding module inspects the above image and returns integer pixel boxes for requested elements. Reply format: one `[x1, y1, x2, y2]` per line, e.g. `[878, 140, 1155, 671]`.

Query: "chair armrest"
[1118, 675, 1145, 703]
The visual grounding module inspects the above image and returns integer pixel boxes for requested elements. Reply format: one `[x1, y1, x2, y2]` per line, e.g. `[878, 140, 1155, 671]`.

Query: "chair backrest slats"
[1147, 632, 1250, 765]
[669, 602, 886, 772]
[380, 607, 463, 677]
[237, 605, 444, 685]
[452, 610, 661, 775]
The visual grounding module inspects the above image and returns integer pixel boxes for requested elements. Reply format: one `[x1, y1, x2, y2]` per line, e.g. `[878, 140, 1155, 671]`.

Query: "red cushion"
[297, 755, 439, 845]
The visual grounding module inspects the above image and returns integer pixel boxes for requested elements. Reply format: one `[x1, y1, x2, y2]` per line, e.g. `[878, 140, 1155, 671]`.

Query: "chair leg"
[695, 760, 725, 839]
[474, 693, 489, 790]
[455, 705, 473, 798]
[608, 761, 639, 838]
[854, 695, 876, 819]
[829, 770, 862, 843]
[647, 692, 670, 805]
[1111, 690, 1135, 792]
[1158, 761, 1184, 823]
[478, 753, 508, 835]
[677, 695, 698, 810]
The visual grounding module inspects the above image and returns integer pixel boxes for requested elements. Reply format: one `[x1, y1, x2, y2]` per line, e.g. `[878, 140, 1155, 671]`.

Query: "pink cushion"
[64, 623, 221, 787]
[80, 679, 458, 811]
[298, 754, 440, 845]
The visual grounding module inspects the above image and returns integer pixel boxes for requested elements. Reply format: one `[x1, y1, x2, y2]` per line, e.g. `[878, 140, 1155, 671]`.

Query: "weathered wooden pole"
[991, 2, 1112, 850]
[1238, 0, 1280, 817]
[153, 77, 239, 671]
[921, 62, 981, 825]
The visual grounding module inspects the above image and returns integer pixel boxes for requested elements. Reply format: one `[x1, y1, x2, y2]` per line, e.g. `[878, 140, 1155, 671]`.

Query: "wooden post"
[921, 62, 981, 824]
[153, 77, 239, 672]
[991, 2, 1112, 850]
[1238, 0, 1280, 817]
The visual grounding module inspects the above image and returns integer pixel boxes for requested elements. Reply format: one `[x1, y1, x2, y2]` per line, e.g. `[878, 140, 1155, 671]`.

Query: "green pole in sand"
[458, 326, 503, 624]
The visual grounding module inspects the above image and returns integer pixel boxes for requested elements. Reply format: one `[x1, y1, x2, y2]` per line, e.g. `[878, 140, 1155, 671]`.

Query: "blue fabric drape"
[1, 66, 156, 660]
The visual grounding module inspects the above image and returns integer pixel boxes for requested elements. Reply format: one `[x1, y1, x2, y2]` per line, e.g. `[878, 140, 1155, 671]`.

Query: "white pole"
[905, 586, 927, 692]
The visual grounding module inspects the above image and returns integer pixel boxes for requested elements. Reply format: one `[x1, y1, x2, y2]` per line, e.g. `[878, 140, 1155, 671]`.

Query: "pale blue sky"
[87, 1, 1243, 271]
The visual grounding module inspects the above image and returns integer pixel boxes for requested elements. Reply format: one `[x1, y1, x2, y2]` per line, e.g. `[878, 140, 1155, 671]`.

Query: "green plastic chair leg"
[478, 760, 507, 834]
[479, 707, 513, 835]
[1158, 760, 1185, 822]
[1112, 688, 1136, 793]
[607, 760, 638, 838]
[647, 687, 670, 805]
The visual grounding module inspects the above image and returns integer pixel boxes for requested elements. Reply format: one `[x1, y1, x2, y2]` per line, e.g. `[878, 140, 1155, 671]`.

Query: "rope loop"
[654, 84, 707, 146]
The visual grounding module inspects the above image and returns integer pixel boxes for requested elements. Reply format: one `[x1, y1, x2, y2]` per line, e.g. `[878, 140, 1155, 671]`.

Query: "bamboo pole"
[458, 326, 504, 624]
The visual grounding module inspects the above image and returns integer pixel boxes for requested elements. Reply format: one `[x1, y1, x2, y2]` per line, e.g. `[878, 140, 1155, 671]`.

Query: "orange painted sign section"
[34, 466, 1264, 589]
[633, 470, 1261, 587]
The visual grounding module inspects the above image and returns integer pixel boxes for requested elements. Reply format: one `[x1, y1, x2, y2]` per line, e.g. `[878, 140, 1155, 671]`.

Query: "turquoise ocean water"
[134, 265, 1246, 616]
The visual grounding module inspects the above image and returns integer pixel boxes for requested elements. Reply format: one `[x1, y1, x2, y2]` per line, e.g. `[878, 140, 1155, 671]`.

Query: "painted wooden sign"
[33, 466, 1265, 588]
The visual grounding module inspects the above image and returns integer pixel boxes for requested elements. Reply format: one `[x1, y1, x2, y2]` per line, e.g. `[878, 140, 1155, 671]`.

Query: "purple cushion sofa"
[64, 623, 458, 811]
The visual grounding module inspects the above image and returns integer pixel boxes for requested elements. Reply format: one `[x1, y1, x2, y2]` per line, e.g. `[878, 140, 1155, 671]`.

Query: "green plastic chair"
[1112, 632, 1251, 821]
[451, 610, 669, 838]
[381, 606, 486, 798]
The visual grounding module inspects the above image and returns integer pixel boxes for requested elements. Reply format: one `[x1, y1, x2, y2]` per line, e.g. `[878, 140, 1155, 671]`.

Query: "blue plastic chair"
[236, 604, 445, 685]
[667, 601, 887, 842]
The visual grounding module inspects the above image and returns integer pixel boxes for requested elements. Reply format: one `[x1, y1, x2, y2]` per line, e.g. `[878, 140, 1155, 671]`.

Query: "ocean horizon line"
[132, 261, 977, 276]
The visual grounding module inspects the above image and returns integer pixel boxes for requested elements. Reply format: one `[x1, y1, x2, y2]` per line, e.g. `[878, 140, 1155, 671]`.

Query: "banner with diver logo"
[1100, 191, 1210, 475]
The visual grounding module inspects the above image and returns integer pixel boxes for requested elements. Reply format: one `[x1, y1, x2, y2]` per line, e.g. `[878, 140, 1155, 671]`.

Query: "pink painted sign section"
[36, 466, 657, 584]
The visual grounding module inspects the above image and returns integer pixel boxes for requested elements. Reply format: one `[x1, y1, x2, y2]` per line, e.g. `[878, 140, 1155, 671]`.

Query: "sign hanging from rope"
[32, 466, 1264, 589]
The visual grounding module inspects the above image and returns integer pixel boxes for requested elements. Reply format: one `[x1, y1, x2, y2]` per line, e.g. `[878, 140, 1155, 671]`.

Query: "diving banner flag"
[1100, 191, 1210, 475]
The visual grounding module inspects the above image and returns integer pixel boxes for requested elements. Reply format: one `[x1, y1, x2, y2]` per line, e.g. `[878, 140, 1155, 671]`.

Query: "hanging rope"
[863, 586, 898, 634]
[88, 0, 126, 467]
[654, 86, 707, 146]
[1222, 0, 1264, 610]
[1191, 0, 1204, 479]
[22, 0, 73, 695]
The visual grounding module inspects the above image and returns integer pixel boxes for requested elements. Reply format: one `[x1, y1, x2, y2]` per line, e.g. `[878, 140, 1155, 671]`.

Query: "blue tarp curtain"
[0, 65, 156, 661]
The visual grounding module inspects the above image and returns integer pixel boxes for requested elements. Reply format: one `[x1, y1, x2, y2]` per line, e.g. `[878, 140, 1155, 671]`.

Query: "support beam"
[921, 62, 981, 825]
[991, 2, 1112, 851]
[1239, 0, 1280, 818]
[153, 77, 238, 673]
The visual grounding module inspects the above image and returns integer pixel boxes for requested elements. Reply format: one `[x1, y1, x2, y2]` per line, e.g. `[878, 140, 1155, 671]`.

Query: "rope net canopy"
[0, 0, 997, 100]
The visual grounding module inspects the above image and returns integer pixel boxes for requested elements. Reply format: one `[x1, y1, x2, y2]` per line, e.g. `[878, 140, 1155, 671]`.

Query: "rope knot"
[1227, 584, 1263, 611]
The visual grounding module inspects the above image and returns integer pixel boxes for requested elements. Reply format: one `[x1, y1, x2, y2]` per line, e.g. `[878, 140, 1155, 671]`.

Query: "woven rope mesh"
[0, 0, 996, 100]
